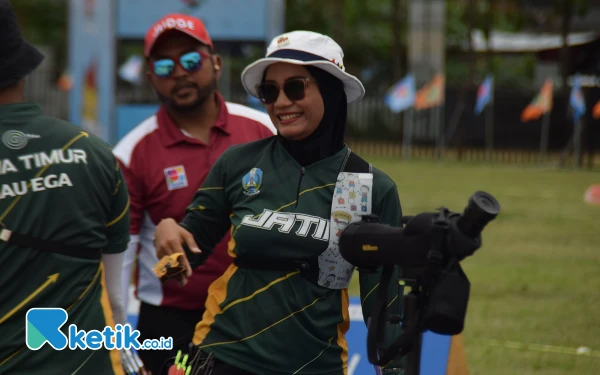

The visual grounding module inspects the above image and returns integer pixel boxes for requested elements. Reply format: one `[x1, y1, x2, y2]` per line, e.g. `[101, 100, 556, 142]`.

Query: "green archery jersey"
[0, 102, 130, 375]
[180, 138, 405, 375]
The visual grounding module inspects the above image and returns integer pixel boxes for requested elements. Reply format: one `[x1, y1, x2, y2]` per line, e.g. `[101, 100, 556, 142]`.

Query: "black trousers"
[137, 302, 258, 375]
[136, 302, 205, 375]
[211, 357, 257, 375]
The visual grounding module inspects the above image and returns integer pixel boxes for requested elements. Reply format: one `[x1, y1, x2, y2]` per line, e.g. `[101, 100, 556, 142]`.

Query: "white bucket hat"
[241, 30, 365, 103]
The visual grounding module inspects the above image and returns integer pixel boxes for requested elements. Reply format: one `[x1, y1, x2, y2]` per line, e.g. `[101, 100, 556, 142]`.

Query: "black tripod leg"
[397, 289, 422, 375]
[404, 330, 422, 375]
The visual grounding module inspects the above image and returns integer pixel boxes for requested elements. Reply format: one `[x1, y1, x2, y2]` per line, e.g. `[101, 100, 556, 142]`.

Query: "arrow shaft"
[0, 278, 54, 325]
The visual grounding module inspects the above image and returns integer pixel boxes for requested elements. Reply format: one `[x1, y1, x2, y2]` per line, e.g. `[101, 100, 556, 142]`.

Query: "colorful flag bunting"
[569, 74, 586, 123]
[415, 74, 445, 111]
[384, 74, 416, 113]
[593, 100, 600, 120]
[521, 79, 553, 123]
[475, 75, 494, 115]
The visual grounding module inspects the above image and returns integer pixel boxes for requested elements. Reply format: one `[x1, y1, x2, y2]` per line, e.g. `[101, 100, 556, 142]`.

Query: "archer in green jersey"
[154, 30, 406, 375]
[0, 2, 135, 372]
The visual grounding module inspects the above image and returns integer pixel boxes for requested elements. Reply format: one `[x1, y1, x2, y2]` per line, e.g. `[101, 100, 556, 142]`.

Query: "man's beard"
[157, 76, 216, 113]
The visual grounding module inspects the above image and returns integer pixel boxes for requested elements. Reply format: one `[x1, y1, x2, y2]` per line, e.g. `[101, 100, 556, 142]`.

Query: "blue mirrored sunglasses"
[152, 51, 211, 78]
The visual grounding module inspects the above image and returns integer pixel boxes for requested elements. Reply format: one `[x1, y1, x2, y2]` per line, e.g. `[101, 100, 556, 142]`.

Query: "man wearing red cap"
[113, 13, 276, 374]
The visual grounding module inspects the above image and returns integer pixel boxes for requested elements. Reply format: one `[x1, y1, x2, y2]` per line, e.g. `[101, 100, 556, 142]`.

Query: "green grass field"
[347, 158, 600, 375]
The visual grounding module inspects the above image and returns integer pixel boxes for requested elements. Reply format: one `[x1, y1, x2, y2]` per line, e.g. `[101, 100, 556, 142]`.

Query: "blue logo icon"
[26, 308, 68, 350]
[25, 307, 173, 351]
[242, 168, 263, 196]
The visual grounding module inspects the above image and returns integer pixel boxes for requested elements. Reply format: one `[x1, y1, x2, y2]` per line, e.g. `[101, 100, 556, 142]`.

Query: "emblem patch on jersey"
[242, 168, 263, 196]
[2, 130, 40, 150]
[164, 165, 188, 190]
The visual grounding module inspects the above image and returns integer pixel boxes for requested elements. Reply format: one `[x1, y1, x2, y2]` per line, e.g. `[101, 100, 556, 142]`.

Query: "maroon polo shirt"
[113, 93, 275, 310]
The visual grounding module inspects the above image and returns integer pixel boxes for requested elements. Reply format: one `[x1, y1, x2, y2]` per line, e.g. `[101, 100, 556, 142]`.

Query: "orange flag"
[415, 74, 445, 110]
[521, 79, 553, 122]
[593, 100, 600, 119]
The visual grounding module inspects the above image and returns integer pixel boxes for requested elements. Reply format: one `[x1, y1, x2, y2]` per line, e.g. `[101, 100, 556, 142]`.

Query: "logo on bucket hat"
[241, 30, 365, 103]
[277, 36, 290, 48]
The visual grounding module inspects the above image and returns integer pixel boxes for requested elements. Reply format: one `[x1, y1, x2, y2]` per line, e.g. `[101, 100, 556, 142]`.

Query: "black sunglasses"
[152, 51, 212, 78]
[255, 77, 316, 104]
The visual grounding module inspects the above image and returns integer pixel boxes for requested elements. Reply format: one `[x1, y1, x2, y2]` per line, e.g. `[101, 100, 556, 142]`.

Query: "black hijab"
[274, 65, 348, 166]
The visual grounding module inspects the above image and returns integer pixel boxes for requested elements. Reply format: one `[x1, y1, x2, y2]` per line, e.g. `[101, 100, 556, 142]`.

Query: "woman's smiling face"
[263, 63, 324, 141]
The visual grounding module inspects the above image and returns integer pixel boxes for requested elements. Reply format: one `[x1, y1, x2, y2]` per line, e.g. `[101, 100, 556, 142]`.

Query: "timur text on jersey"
[0, 148, 88, 200]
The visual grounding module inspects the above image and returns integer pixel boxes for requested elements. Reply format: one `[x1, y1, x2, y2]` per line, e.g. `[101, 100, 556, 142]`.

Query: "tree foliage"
[10, 0, 592, 91]
[12, 0, 67, 47]
[12, 0, 68, 78]
[285, 0, 401, 93]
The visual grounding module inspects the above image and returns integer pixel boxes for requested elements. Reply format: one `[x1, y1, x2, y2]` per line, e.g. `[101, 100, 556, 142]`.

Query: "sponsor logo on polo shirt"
[164, 165, 188, 190]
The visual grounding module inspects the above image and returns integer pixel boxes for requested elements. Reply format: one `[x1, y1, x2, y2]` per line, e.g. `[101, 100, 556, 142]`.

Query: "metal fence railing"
[345, 140, 600, 169]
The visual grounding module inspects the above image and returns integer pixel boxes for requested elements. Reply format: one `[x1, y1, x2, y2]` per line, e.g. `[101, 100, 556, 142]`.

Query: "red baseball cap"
[144, 13, 213, 57]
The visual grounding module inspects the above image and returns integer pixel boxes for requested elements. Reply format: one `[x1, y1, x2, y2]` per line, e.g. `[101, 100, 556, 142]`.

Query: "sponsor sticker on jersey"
[164, 165, 188, 190]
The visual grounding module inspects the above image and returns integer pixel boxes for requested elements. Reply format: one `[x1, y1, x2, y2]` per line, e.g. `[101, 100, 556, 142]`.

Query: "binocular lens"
[473, 191, 501, 216]
[457, 191, 501, 238]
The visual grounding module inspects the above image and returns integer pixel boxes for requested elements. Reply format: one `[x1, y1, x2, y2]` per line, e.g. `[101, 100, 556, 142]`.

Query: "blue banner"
[68, 0, 115, 143]
[117, 0, 274, 41]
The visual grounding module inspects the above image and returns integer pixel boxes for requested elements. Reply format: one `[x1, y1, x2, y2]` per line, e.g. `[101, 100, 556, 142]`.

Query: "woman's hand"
[154, 218, 201, 286]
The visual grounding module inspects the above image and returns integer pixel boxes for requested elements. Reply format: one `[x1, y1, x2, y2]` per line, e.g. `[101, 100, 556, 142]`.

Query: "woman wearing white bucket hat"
[153, 31, 405, 375]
